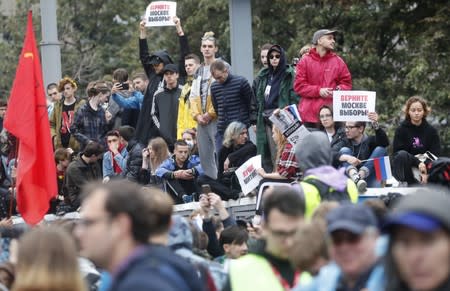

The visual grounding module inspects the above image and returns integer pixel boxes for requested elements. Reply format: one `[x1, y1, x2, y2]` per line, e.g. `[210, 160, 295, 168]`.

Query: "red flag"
[4, 11, 57, 225]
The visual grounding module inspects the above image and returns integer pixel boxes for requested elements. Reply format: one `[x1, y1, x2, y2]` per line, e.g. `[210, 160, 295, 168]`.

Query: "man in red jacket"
[294, 29, 352, 128]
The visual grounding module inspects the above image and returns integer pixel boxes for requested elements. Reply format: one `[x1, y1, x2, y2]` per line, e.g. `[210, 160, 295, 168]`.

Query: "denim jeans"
[339, 146, 388, 187]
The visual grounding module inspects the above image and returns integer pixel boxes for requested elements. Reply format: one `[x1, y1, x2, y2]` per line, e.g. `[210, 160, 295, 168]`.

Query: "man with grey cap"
[294, 29, 352, 128]
[294, 204, 385, 291]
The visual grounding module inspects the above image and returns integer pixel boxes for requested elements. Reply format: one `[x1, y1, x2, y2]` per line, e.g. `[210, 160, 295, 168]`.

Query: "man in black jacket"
[118, 125, 143, 183]
[75, 180, 204, 291]
[151, 64, 182, 150]
[136, 20, 174, 145]
[64, 141, 104, 210]
[210, 60, 256, 153]
[337, 112, 389, 191]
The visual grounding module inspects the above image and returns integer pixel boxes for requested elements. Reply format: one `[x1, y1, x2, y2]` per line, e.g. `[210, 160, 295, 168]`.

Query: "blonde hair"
[201, 31, 218, 46]
[148, 137, 170, 171]
[12, 226, 86, 291]
[272, 126, 288, 164]
[299, 44, 313, 57]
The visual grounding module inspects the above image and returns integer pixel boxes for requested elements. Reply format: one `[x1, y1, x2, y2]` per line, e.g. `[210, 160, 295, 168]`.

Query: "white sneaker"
[357, 179, 367, 193]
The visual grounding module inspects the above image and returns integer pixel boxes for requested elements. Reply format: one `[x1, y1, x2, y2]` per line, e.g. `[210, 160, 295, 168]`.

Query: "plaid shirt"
[71, 103, 110, 149]
[277, 143, 301, 179]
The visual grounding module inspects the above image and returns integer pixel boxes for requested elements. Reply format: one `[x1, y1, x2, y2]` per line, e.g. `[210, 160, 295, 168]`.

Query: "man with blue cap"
[294, 204, 384, 290]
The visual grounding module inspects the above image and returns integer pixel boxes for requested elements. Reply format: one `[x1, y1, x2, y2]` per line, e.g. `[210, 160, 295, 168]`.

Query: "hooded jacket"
[393, 119, 441, 158]
[255, 45, 299, 161]
[136, 39, 174, 144]
[294, 47, 352, 123]
[295, 132, 358, 217]
[152, 85, 182, 147]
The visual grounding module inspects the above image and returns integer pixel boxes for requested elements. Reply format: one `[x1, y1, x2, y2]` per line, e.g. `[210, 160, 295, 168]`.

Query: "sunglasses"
[269, 54, 281, 60]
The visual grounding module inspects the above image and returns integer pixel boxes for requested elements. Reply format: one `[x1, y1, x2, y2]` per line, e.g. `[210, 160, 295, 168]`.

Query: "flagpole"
[359, 158, 375, 163]
[8, 140, 19, 218]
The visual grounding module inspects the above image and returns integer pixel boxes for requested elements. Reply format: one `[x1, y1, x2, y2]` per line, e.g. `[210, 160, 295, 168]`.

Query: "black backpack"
[303, 177, 351, 202]
[428, 157, 450, 187]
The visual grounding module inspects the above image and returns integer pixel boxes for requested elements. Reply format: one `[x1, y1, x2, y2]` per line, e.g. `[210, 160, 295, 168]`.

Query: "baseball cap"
[383, 187, 450, 233]
[384, 212, 441, 233]
[312, 29, 337, 45]
[163, 64, 178, 74]
[327, 204, 377, 235]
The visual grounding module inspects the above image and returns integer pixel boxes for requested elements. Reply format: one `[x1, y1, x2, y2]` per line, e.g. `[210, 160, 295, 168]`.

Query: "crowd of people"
[0, 15, 448, 291]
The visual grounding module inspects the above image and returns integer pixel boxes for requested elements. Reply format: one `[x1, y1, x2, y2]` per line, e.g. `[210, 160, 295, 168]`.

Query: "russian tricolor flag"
[373, 156, 392, 181]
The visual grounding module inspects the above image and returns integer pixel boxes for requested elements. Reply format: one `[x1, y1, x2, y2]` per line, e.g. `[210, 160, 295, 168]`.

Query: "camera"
[120, 82, 129, 90]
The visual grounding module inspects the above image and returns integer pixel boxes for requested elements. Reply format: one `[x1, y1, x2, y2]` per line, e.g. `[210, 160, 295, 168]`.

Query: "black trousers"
[197, 175, 240, 200]
[165, 178, 200, 203]
[393, 150, 420, 184]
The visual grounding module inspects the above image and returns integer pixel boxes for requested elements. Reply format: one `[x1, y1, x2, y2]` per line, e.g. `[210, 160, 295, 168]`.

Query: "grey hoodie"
[295, 131, 348, 191]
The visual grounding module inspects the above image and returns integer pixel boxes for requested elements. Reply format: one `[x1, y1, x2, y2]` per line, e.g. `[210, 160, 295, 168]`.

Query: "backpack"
[302, 177, 351, 202]
[427, 157, 450, 187]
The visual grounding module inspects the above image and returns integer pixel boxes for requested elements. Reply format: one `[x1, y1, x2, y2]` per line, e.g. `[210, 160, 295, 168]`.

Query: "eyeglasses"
[269, 54, 281, 60]
[320, 114, 332, 119]
[331, 232, 362, 246]
[345, 125, 359, 130]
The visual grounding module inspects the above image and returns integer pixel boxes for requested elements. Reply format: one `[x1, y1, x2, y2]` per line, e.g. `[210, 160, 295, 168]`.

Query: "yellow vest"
[177, 81, 197, 139]
[229, 254, 311, 291]
[301, 176, 358, 218]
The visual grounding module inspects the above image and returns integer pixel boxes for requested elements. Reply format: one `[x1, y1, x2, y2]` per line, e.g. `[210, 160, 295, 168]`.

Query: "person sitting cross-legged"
[337, 112, 389, 191]
[156, 139, 203, 204]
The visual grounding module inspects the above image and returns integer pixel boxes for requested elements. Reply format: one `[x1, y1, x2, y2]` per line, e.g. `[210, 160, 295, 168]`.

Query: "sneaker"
[182, 194, 193, 203]
[346, 166, 360, 183]
[356, 179, 367, 193]
[359, 166, 370, 179]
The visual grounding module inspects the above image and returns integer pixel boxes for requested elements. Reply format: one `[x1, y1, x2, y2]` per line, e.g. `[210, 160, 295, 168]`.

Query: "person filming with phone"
[111, 68, 145, 127]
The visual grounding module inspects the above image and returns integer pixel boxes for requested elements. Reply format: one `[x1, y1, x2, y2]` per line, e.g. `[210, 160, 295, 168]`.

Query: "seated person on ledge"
[337, 112, 389, 191]
[198, 121, 256, 200]
[156, 139, 203, 204]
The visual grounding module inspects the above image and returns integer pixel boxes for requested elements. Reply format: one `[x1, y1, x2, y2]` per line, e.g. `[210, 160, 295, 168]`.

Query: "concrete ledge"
[11, 188, 419, 225]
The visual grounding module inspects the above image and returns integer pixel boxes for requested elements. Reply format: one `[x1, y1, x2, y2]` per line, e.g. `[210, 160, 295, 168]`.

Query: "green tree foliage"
[1, 0, 448, 153]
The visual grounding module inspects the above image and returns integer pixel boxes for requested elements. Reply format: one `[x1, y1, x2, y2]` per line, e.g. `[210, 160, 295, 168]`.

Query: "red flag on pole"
[3, 11, 57, 225]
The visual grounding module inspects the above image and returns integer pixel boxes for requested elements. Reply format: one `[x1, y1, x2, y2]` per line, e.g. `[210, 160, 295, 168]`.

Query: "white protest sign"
[145, 1, 177, 27]
[235, 155, 262, 195]
[268, 104, 310, 145]
[283, 123, 310, 146]
[333, 91, 376, 122]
